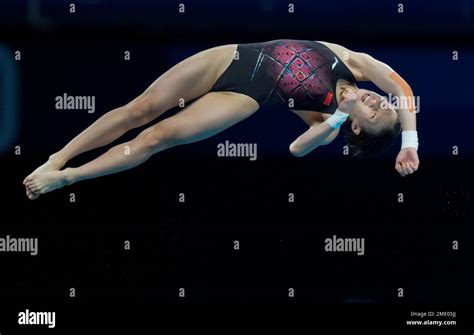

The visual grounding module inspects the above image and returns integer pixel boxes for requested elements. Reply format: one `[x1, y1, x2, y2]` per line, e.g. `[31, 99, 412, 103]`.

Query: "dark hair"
[342, 118, 401, 158]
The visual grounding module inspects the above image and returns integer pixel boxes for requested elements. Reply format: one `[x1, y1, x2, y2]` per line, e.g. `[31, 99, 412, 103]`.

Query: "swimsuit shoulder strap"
[313, 41, 356, 84]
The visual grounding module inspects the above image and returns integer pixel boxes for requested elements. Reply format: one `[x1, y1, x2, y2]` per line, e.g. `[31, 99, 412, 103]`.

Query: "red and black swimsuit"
[210, 39, 356, 114]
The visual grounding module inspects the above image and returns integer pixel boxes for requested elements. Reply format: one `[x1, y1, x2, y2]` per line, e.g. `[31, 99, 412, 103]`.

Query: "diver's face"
[350, 89, 398, 135]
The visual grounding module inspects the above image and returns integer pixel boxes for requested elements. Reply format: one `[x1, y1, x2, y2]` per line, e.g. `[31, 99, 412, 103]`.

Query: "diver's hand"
[338, 91, 358, 113]
[395, 148, 419, 177]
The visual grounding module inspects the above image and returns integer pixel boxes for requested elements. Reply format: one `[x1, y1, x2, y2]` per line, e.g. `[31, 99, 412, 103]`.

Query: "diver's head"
[343, 89, 401, 158]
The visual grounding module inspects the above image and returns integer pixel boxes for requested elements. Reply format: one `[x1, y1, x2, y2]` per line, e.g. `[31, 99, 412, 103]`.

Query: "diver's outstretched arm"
[354, 53, 419, 176]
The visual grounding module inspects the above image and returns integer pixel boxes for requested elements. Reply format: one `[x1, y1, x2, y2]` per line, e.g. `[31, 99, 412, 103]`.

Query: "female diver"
[24, 39, 420, 199]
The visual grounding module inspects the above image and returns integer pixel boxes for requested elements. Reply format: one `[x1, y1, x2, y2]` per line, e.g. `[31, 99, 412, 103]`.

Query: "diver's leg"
[24, 44, 237, 180]
[26, 92, 259, 199]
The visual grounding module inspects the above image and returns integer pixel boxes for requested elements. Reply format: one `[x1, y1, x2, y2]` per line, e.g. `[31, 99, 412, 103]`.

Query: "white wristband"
[327, 109, 349, 129]
[401, 130, 419, 150]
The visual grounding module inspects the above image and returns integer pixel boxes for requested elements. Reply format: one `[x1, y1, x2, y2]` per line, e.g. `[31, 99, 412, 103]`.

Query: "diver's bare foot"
[23, 154, 66, 186]
[25, 170, 72, 200]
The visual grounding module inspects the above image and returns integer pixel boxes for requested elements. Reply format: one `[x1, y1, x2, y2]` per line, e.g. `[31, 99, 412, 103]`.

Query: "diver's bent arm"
[289, 121, 340, 157]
